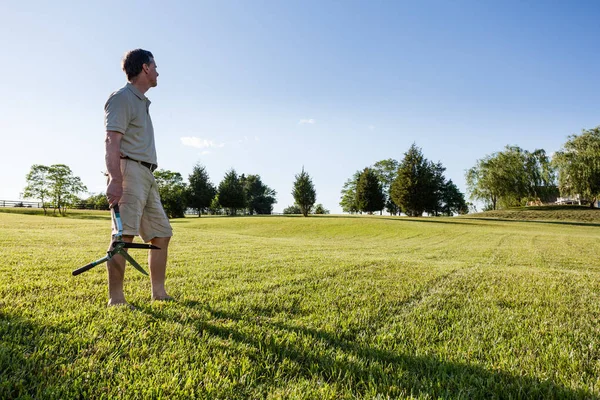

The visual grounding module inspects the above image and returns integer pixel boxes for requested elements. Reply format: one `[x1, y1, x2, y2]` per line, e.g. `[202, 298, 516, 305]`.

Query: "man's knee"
[151, 236, 171, 248]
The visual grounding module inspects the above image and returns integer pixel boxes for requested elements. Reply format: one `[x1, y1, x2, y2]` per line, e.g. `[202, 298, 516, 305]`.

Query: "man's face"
[145, 58, 159, 87]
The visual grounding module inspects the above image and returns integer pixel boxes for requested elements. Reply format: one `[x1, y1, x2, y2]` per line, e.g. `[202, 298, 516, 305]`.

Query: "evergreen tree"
[242, 174, 277, 215]
[292, 167, 316, 217]
[356, 167, 385, 214]
[218, 169, 246, 215]
[187, 163, 216, 217]
[390, 144, 432, 217]
[440, 180, 469, 216]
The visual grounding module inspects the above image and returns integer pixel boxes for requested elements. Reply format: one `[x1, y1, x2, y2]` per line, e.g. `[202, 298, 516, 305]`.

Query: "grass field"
[1, 208, 600, 399]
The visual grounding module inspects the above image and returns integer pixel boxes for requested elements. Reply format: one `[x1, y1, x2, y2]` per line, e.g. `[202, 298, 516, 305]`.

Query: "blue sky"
[2, 0, 599, 213]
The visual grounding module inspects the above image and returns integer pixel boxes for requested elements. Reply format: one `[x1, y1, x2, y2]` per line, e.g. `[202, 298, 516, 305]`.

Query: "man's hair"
[121, 49, 154, 81]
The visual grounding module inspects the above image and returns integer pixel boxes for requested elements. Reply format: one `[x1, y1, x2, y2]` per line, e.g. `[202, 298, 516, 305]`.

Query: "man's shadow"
[139, 300, 596, 399]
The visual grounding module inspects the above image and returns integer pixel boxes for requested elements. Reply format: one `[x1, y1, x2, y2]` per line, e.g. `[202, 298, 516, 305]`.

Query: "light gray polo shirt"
[104, 83, 158, 165]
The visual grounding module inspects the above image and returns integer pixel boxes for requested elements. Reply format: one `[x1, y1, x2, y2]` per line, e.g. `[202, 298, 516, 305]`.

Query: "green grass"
[1, 209, 600, 399]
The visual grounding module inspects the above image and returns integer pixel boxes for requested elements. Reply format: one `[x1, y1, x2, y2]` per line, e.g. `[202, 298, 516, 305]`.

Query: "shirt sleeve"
[104, 92, 130, 134]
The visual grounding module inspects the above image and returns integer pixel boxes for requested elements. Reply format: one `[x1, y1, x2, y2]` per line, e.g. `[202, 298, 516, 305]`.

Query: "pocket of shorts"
[120, 158, 130, 177]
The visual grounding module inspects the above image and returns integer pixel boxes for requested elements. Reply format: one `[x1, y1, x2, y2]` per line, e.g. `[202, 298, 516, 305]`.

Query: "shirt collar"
[126, 82, 149, 101]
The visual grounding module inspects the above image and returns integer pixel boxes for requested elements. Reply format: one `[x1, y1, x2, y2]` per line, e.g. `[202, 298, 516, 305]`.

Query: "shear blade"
[122, 242, 160, 250]
[119, 250, 149, 276]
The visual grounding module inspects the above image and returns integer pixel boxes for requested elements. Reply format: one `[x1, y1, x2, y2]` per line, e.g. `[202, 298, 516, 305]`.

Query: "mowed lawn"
[1, 210, 600, 399]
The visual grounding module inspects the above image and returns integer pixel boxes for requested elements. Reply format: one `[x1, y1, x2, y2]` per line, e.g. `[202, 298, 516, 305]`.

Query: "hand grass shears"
[72, 205, 159, 276]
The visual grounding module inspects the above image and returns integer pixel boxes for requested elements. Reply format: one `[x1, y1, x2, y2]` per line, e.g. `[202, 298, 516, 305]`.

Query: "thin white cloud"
[299, 118, 316, 125]
[201, 150, 211, 155]
[180, 137, 225, 149]
[368, 125, 376, 131]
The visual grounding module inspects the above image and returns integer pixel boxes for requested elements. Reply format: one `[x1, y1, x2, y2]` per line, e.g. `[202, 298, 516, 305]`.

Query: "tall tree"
[218, 169, 246, 215]
[187, 163, 216, 217]
[23, 164, 51, 215]
[241, 174, 277, 215]
[154, 169, 188, 218]
[292, 167, 316, 217]
[424, 161, 446, 216]
[440, 180, 469, 216]
[372, 159, 400, 215]
[390, 144, 432, 217]
[553, 127, 600, 207]
[356, 167, 385, 214]
[47, 164, 87, 215]
[339, 170, 361, 214]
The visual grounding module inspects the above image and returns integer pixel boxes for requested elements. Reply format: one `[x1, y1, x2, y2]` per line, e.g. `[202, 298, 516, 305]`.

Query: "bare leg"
[107, 235, 135, 306]
[149, 236, 171, 300]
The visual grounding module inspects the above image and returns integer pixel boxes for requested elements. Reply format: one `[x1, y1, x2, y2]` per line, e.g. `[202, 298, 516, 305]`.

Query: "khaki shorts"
[112, 158, 173, 242]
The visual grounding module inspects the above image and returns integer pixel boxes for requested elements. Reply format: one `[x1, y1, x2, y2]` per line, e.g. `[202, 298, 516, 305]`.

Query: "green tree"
[390, 144, 432, 217]
[553, 127, 600, 207]
[467, 146, 555, 210]
[313, 204, 330, 214]
[209, 195, 223, 215]
[218, 169, 246, 215]
[23, 164, 51, 215]
[154, 169, 188, 218]
[283, 204, 302, 214]
[372, 159, 400, 215]
[440, 180, 469, 216]
[356, 167, 385, 214]
[83, 193, 110, 210]
[424, 161, 446, 216]
[292, 167, 316, 217]
[47, 164, 87, 215]
[241, 174, 277, 215]
[187, 163, 216, 217]
[339, 170, 361, 214]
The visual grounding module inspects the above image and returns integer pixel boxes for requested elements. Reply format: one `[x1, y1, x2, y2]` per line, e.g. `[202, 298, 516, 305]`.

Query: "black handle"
[112, 204, 120, 213]
[72, 262, 97, 276]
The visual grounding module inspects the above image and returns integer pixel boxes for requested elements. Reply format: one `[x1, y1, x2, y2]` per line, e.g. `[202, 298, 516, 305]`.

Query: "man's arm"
[105, 131, 123, 207]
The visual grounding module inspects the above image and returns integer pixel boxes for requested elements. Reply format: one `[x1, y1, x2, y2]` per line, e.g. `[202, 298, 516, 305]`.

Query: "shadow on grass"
[0, 311, 71, 398]
[139, 302, 596, 399]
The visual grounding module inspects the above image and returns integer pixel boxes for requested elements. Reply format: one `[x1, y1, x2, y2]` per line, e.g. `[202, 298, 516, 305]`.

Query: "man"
[104, 49, 173, 307]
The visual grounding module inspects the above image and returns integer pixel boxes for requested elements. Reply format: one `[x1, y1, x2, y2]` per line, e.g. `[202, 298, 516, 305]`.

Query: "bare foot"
[107, 299, 135, 310]
[152, 294, 174, 301]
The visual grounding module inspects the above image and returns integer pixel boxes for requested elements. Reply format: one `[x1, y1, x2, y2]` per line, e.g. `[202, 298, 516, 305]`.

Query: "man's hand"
[106, 178, 123, 207]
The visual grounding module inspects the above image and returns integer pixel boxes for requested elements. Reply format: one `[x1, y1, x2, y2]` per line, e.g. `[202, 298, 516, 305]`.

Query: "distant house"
[556, 194, 584, 205]
[555, 194, 599, 207]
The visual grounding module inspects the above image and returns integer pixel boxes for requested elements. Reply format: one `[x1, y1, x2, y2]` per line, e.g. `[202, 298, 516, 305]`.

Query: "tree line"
[22, 126, 600, 216]
[22, 162, 325, 218]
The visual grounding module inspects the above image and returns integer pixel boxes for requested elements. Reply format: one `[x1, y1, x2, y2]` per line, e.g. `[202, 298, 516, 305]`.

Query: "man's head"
[122, 49, 159, 87]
